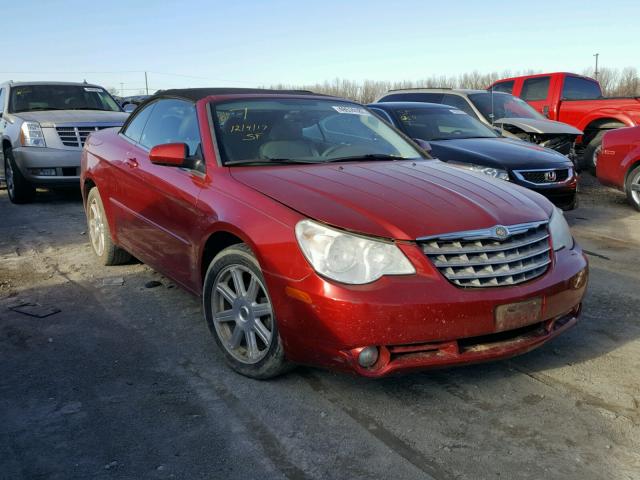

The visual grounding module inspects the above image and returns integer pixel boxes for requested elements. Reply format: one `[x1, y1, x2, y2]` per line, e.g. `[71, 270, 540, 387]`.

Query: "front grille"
[56, 126, 109, 147]
[514, 168, 571, 185]
[420, 222, 551, 288]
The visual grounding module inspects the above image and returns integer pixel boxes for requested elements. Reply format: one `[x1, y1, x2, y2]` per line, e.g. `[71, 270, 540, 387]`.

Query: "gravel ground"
[0, 175, 639, 480]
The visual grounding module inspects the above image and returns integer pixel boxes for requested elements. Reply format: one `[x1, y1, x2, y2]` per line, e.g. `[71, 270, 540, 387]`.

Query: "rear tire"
[203, 243, 291, 379]
[86, 187, 131, 265]
[625, 165, 640, 212]
[4, 148, 35, 204]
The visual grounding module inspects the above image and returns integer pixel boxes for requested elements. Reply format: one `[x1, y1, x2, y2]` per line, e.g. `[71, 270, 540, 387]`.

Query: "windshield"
[212, 99, 424, 165]
[468, 92, 545, 121]
[9, 84, 122, 113]
[391, 107, 498, 141]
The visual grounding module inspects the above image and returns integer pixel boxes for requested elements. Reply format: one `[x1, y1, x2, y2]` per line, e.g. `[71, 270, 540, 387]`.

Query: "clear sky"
[2, 0, 639, 95]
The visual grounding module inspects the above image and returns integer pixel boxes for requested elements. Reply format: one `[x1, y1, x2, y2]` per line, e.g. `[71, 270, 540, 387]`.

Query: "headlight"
[295, 219, 415, 284]
[448, 162, 509, 181]
[20, 121, 46, 147]
[549, 207, 574, 251]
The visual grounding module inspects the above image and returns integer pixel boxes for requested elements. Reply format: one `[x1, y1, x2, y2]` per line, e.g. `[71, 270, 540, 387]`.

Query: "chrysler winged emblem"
[494, 226, 509, 239]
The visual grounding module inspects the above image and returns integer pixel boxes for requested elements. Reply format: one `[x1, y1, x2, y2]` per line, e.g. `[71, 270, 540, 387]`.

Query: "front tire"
[582, 131, 607, 175]
[203, 243, 290, 379]
[4, 148, 35, 204]
[625, 165, 640, 212]
[86, 187, 131, 265]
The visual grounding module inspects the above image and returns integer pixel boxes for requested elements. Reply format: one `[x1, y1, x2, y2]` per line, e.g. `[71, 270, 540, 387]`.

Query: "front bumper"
[12, 147, 81, 186]
[266, 243, 588, 377]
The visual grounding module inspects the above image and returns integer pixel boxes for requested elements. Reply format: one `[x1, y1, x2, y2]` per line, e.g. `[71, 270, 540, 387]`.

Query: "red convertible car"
[597, 126, 640, 211]
[81, 89, 588, 379]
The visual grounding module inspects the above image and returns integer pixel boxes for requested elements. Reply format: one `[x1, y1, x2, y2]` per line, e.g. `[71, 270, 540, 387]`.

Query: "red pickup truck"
[489, 72, 640, 171]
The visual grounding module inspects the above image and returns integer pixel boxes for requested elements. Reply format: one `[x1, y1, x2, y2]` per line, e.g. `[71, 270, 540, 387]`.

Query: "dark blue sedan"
[368, 102, 577, 210]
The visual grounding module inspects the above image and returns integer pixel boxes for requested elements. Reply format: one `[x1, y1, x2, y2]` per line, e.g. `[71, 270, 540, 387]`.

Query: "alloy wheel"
[88, 198, 105, 256]
[211, 265, 274, 364]
[631, 171, 640, 206]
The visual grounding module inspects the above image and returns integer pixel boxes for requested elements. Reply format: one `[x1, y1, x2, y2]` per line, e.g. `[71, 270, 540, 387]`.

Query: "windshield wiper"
[325, 154, 410, 163]
[13, 107, 65, 112]
[225, 158, 322, 166]
[68, 107, 115, 111]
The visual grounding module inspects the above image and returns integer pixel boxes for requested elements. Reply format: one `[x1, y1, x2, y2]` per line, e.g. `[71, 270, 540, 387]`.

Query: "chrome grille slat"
[432, 243, 550, 267]
[444, 258, 551, 280]
[55, 126, 105, 148]
[420, 222, 551, 288]
[422, 231, 549, 254]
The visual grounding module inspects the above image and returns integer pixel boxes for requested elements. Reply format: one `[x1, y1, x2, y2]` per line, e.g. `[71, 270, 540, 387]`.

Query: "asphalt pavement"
[1, 176, 639, 480]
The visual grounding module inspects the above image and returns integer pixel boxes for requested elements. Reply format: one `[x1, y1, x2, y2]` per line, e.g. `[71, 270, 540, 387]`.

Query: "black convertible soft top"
[154, 88, 324, 102]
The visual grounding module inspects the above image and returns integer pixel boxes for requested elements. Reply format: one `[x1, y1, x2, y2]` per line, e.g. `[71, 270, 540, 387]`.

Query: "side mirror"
[493, 127, 503, 135]
[149, 143, 188, 167]
[123, 103, 137, 113]
[413, 138, 432, 153]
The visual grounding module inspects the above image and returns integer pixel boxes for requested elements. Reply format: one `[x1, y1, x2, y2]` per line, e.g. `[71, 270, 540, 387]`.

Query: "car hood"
[494, 117, 582, 135]
[13, 110, 129, 127]
[429, 137, 572, 170]
[230, 160, 553, 240]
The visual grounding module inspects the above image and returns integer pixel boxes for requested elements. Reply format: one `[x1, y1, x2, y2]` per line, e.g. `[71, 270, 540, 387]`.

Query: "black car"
[368, 102, 577, 210]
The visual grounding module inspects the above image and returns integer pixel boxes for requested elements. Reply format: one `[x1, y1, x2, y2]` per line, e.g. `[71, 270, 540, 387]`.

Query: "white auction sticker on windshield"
[84, 87, 104, 92]
[332, 105, 371, 115]
[450, 109, 466, 114]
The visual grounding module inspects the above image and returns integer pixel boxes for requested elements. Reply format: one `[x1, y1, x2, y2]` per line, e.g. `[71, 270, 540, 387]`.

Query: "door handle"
[125, 157, 138, 168]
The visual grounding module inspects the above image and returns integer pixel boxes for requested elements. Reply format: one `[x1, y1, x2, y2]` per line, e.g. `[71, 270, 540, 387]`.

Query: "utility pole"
[144, 71, 149, 95]
[593, 53, 600, 80]
[120, 82, 124, 96]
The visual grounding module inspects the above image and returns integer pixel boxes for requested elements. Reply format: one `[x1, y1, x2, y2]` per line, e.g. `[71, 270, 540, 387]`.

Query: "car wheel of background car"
[86, 187, 131, 265]
[625, 165, 640, 212]
[582, 131, 606, 175]
[4, 148, 35, 204]
[203, 243, 290, 379]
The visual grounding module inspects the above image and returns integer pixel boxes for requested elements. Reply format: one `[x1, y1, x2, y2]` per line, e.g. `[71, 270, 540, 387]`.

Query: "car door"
[114, 98, 206, 289]
[520, 76, 554, 117]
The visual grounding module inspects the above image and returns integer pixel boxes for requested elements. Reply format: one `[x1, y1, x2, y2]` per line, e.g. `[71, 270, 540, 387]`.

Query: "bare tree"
[271, 66, 640, 103]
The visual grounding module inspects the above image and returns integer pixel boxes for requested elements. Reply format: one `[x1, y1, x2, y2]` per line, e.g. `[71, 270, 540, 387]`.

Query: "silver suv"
[0, 81, 129, 203]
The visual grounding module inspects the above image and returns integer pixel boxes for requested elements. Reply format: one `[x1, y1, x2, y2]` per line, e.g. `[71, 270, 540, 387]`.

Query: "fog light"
[358, 346, 379, 368]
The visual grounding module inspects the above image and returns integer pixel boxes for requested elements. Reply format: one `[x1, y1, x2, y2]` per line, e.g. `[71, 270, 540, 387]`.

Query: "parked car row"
[3, 78, 636, 379]
[80, 88, 588, 379]
[490, 72, 640, 172]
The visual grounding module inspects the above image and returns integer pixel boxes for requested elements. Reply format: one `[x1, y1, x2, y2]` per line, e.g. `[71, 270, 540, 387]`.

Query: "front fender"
[195, 173, 312, 292]
[578, 112, 635, 133]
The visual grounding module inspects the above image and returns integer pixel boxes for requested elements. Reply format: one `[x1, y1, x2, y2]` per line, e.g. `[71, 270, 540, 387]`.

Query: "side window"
[491, 81, 514, 94]
[562, 76, 602, 100]
[139, 99, 201, 157]
[521, 77, 550, 101]
[442, 95, 478, 118]
[0, 88, 5, 112]
[123, 103, 155, 143]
